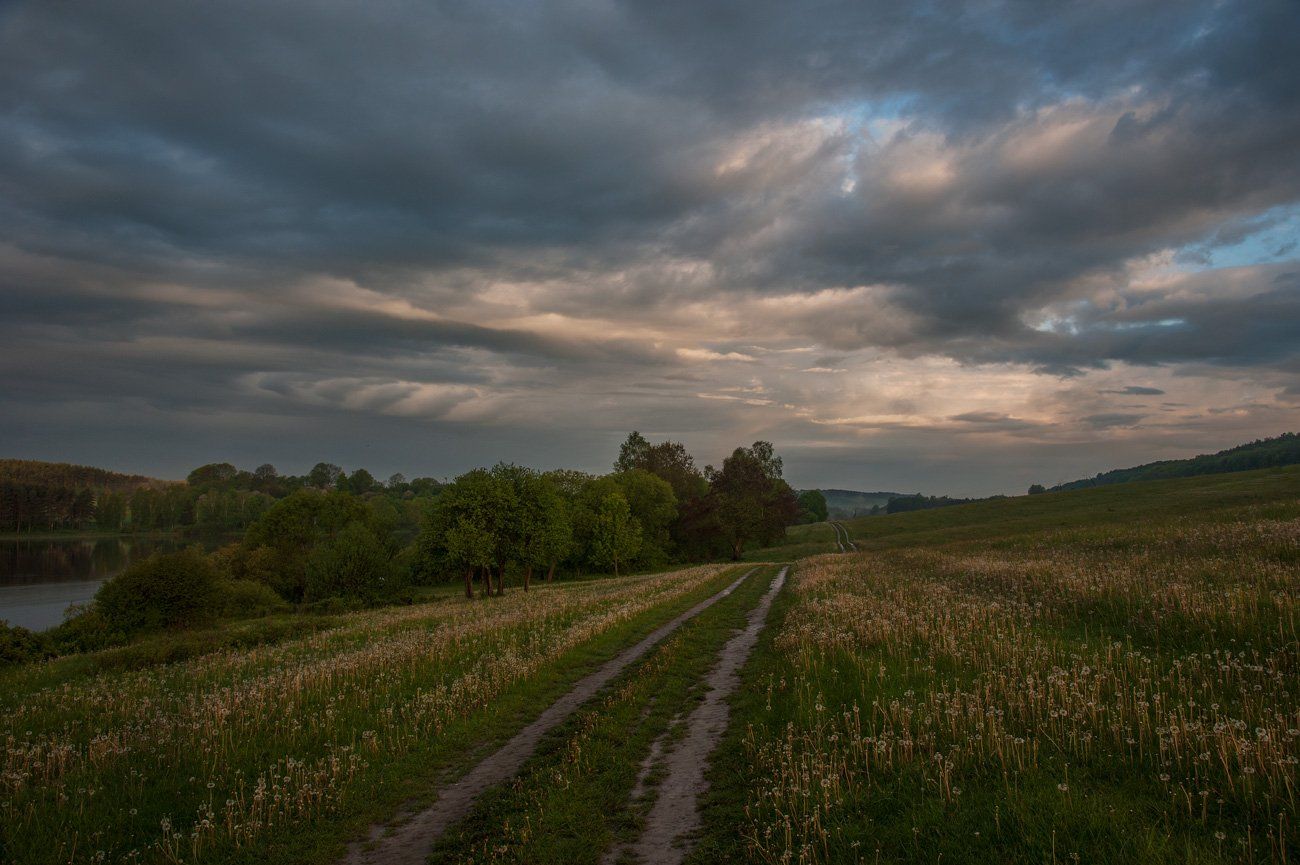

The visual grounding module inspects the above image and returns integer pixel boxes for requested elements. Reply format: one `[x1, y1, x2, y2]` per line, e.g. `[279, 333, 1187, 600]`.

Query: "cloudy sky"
[1, 1, 1298, 495]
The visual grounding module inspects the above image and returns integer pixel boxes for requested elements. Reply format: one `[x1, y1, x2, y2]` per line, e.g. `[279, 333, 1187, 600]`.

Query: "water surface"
[0, 536, 188, 631]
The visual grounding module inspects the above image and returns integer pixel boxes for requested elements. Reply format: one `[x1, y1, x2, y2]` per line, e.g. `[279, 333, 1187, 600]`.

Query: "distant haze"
[1, 1, 1298, 497]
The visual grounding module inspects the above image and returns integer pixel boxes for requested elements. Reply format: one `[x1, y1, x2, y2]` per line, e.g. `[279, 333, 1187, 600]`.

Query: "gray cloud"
[0, 0, 1298, 491]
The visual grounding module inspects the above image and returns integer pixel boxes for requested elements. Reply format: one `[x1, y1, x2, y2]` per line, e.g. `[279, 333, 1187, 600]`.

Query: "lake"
[0, 536, 191, 631]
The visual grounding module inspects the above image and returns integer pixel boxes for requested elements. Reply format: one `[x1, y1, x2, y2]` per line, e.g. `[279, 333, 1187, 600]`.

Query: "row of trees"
[414, 435, 799, 599]
[0, 457, 443, 535]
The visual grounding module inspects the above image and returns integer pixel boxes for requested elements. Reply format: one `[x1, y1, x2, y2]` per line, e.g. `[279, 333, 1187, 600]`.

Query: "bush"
[94, 549, 219, 635]
[46, 605, 125, 655]
[214, 579, 290, 619]
[304, 521, 400, 603]
[0, 621, 52, 667]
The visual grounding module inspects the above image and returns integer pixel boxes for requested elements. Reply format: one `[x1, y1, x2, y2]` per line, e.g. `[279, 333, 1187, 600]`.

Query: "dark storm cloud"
[0, 0, 1298, 486]
[1101, 387, 1167, 396]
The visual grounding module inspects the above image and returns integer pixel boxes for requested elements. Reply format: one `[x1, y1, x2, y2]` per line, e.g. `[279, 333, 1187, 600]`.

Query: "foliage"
[590, 492, 641, 577]
[0, 621, 53, 667]
[94, 549, 220, 634]
[213, 579, 291, 618]
[795, 488, 828, 523]
[241, 489, 376, 601]
[885, 492, 977, 513]
[304, 520, 400, 603]
[707, 441, 799, 559]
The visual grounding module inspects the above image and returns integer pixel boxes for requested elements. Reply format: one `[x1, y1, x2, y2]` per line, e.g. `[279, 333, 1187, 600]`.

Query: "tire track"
[343, 567, 758, 865]
[618, 566, 787, 865]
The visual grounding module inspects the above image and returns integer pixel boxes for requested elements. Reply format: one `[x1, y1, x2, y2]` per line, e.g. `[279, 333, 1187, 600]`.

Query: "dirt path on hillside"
[343, 567, 758, 865]
[831, 521, 856, 552]
[621, 566, 787, 865]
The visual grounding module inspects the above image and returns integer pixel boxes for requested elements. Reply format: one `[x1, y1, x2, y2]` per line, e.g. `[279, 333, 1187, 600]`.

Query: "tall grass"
[1, 565, 729, 864]
[739, 500, 1298, 863]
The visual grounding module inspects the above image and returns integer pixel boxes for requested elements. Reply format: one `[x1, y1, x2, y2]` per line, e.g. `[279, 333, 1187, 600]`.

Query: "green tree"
[243, 490, 374, 600]
[708, 441, 799, 559]
[591, 492, 641, 577]
[610, 469, 677, 565]
[308, 462, 344, 489]
[1028, 484, 1046, 495]
[614, 431, 708, 501]
[346, 468, 376, 495]
[304, 520, 397, 602]
[186, 462, 239, 490]
[95, 491, 126, 532]
[512, 471, 570, 589]
[415, 468, 515, 597]
[443, 517, 495, 598]
[796, 489, 829, 523]
[95, 549, 219, 634]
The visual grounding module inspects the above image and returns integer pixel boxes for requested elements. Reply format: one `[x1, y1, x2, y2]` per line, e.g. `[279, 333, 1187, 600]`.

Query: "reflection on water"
[0, 536, 193, 631]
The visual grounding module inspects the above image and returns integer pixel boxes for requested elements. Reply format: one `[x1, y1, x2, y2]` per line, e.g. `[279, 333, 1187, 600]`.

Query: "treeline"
[1047, 432, 1300, 492]
[884, 494, 979, 514]
[0, 458, 442, 534]
[414, 435, 799, 597]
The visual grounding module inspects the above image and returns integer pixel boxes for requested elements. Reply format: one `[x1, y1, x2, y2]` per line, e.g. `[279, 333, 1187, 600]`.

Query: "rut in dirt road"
[620, 566, 788, 865]
[343, 567, 758, 865]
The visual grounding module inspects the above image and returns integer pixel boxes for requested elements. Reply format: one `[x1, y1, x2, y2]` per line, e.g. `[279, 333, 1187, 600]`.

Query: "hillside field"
[716, 466, 1299, 863]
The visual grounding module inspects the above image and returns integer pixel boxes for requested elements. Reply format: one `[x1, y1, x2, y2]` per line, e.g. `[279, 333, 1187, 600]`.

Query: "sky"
[1, 1, 1298, 496]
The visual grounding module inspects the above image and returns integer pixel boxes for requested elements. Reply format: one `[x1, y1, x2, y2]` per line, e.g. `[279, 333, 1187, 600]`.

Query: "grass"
[744, 522, 840, 562]
[695, 466, 1300, 864]
[6, 466, 1297, 864]
[427, 565, 779, 864]
[0, 564, 742, 865]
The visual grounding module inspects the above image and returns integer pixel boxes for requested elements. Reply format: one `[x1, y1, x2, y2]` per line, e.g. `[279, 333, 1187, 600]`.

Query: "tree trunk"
[731, 538, 743, 560]
[524, 565, 532, 592]
[613, 557, 620, 578]
[496, 562, 506, 596]
[482, 565, 494, 597]
[464, 568, 474, 599]
[546, 561, 556, 583]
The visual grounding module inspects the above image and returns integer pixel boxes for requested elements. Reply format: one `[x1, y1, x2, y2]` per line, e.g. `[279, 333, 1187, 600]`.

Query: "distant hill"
[1049, 432, 1300, 492]
[819, 488, 906, 518]
[0, 459, 170, 493]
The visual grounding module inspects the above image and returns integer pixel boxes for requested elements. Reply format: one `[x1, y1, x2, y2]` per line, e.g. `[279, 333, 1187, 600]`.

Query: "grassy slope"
[696, 466, 1300, 864]
[841, 464, 1300, 549]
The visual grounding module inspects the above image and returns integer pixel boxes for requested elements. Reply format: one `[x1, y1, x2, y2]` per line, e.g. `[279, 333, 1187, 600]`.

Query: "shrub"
[214, 579, 290, 619]
[94, 549, 219, 634]
[304, 520, 399, 603]
[46, 605, 124, 655]
[0, 621, 52, 667]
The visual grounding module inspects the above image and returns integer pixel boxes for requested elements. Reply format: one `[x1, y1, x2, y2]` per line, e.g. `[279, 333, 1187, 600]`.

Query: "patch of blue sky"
[1177, 203, 1300, 271]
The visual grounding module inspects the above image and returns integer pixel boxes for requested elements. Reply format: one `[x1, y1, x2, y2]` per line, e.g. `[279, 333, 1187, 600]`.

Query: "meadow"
[5, 467, 1298, 864]
[0, 563, 739, 864]
[701, 467, 1300, 864]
